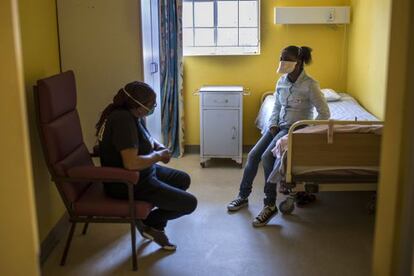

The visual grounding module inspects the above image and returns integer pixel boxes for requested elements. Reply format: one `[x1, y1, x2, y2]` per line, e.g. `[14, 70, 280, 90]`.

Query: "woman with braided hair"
[96, 81, 197, 250]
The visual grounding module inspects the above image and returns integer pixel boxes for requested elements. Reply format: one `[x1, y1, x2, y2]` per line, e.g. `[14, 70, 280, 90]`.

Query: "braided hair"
[95, 81, 155, 136]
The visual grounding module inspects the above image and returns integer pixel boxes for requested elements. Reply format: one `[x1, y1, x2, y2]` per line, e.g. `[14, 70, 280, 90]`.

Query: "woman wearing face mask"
[227, 46, 330, 226]
[96, 81, 197, 250]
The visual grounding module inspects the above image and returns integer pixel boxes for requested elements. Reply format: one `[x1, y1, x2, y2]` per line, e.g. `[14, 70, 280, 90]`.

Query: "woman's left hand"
[157, 148, 172, 164]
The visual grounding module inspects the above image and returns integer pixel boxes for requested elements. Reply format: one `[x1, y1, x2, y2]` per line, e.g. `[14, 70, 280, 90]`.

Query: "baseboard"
[184, 145, 200, 154]
[40, 212, 70, 265]
[184, 145, 253, 154]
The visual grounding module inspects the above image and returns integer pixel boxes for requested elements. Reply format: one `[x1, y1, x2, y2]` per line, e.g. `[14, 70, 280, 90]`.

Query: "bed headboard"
[261, 91, 274, 103]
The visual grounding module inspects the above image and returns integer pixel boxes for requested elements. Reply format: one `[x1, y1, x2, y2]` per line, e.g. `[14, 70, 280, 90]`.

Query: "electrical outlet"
[327, 8, 336, 22]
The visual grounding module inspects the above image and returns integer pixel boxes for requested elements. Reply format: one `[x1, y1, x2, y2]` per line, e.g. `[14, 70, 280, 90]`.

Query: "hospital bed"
[256, 91, 383, 214]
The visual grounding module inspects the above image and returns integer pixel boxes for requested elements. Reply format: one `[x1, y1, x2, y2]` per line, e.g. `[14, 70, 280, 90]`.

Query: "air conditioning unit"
[274, 6, 351, 25]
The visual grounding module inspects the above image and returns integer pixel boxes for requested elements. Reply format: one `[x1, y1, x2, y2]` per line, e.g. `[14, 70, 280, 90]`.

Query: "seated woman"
[227, 46, 330, 226]
[96, 81, 197, 250]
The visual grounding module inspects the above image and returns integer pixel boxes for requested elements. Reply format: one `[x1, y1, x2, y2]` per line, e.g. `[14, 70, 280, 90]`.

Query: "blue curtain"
[159, 0, 184, 157]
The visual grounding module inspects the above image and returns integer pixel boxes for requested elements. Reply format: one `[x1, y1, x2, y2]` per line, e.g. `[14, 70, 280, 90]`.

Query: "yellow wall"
[373, 0, 413, 274]
[346, 0, 391, 119]
[184, 0, 350, 145]
[57, 0, 144, 149]
[0, 0, 40, 275]
[18, 0, 64, 241]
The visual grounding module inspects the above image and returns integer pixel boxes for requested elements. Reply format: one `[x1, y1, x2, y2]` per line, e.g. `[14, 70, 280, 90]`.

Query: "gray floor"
[42, 154, 375, 276]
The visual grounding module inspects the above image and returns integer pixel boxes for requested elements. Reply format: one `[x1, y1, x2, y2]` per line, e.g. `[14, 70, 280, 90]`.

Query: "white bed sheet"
[255, 93, 379, 134]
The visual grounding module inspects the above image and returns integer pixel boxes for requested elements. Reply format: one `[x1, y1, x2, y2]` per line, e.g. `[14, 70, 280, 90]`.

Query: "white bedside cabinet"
[199, 86, 243, 168]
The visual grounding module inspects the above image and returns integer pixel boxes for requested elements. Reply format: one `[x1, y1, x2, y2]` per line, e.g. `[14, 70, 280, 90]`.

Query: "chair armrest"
[66, 166, 139, 184]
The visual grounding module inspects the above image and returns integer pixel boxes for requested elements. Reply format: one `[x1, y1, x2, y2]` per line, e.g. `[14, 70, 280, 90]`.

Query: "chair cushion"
[73, 183, 153, 218]
[54, 143, 93, 177]
[37, 71, 77, 124]
[41, 110, 84, 165]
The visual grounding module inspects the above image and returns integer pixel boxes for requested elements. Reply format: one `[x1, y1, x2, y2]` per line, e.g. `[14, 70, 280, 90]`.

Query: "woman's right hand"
[157, 148, 172, 164]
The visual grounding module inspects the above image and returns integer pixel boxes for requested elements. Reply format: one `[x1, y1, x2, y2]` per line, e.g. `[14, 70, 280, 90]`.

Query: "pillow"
[321, 88, 341, 102]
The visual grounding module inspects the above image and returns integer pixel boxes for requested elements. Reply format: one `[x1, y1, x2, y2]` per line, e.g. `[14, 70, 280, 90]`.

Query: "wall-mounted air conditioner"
[274, 6, 351, 25]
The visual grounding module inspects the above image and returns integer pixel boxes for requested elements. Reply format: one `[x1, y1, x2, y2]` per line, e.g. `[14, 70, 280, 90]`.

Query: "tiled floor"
[42, 154, 375, 276]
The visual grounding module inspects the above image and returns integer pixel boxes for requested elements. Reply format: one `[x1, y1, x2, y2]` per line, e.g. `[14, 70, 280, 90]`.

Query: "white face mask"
[277, 61, 297, 74]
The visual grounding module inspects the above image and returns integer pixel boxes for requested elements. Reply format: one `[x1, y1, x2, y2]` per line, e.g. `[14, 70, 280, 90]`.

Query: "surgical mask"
[277, 61, 297, 74]
[146, 107, 155, 116]
[122, 88, 156, 116]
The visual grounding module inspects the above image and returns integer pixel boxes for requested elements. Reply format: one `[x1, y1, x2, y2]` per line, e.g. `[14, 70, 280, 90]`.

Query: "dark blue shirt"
[98, 109, 155, 197]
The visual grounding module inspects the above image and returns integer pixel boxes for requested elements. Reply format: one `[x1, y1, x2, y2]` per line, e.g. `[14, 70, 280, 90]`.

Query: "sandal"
[296, 192, 316, 207]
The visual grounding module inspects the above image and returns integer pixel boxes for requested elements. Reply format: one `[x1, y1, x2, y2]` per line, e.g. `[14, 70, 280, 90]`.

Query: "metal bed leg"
[60, 222, 77, 266]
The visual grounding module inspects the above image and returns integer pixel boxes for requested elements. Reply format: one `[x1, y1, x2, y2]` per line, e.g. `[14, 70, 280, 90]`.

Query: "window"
[183, 0, 260, 56]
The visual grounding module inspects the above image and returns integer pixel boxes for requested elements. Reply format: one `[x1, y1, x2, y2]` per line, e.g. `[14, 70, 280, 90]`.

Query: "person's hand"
[269, 126, 279, 136]
[157, 148, 171, 164]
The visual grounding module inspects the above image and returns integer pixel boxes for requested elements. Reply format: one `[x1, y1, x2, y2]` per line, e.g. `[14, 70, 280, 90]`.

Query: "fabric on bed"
[321, 88, 341, 102]
[326, 93, 379, 121]
[255, 93, 379, 134]
[255, 94, 275, 134]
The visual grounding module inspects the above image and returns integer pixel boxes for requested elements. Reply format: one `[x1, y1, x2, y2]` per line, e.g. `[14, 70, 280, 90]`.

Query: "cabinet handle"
[214, 99, 229, 104]
[232, 126, 237, 140]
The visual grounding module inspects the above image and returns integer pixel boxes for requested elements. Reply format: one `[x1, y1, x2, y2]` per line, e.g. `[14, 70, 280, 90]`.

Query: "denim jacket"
[268, 70, 330, 128]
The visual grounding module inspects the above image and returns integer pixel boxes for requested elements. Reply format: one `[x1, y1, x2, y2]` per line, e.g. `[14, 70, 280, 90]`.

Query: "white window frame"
[183, 0, 261, 56]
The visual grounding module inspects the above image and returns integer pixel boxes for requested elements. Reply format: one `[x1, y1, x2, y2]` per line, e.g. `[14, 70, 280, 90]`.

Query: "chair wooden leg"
[60, 222, 77, 266]
[130, 221, 138, 271]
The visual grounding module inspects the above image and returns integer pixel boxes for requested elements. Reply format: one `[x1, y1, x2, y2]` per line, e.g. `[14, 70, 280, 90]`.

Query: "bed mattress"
[256, 93, 379, 133]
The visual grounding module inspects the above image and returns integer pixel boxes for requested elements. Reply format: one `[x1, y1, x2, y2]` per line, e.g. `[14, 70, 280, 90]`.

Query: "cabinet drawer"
[202, 93, 240, 108]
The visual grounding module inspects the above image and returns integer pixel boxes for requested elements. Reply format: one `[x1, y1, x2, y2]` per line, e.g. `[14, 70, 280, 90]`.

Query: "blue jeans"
[239, 126, 289, 206]
[105, 165, 198, 230]
[136, 165, 198, 230]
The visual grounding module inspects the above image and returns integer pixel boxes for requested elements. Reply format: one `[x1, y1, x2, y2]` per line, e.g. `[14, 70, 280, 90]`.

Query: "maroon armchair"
[34, 70, 152, 271]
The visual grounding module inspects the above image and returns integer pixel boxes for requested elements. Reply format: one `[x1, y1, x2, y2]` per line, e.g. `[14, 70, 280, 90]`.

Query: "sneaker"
[135, 220, 150, 240]
[252, 205, 278, 227]
[138, 223, 177, 251]
[227, 196, 249, 211]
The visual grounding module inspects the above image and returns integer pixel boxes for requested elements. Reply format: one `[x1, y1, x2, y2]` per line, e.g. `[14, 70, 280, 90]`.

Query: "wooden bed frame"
[277, 120, 383, 214]
[258, 90, 383, 192]
[286, 120, 383, 192]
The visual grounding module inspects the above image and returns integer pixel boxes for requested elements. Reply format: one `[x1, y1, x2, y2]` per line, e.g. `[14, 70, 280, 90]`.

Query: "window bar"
[192, 0, 195, 47]
[256, 0, 260, 47]
[214, 0, 218, 48]
[237, 0, 240, 47]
